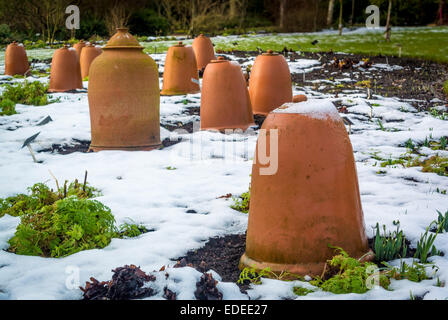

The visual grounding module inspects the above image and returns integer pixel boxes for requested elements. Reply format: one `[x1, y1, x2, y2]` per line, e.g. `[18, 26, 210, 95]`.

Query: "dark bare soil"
[176, 231, 433, 288]
[223, 50, 448, 111]
[37, 137, 184, 155]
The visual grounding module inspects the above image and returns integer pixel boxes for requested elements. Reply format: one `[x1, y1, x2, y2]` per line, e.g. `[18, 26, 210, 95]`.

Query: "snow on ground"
[0, 51, 448, 300]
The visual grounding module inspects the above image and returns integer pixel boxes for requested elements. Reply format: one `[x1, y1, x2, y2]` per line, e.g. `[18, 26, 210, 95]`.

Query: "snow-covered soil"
[0, 52, 447, 300]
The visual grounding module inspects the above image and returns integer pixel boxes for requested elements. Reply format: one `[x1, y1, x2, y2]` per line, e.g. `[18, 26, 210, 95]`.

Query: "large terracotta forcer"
[200, 57, 254, 131]
[73, 40, 86, 59]
[48, 45, 83, 92]
[160, 42, 200, 96]
[240, 100, 369, 277]
[192, 34, 216, 71]
[4, 42, 30, 76]
[249, 50, 292, 115]
[80, 43, 102, 79]
[88, 28, 160, 152]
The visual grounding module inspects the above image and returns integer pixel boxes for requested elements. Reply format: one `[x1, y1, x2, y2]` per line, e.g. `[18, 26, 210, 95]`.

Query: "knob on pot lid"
[104, 28, 143, 49]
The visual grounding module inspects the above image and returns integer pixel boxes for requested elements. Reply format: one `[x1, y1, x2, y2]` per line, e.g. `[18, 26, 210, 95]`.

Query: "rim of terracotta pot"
[88, 143, 162, 152]
[103, 27, 143, 50]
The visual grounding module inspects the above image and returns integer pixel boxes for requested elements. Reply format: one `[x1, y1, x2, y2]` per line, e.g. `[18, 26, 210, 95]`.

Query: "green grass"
[141, 26, 448, 64]
[444, 80, 448, 96]
[1, 27, 446, 64]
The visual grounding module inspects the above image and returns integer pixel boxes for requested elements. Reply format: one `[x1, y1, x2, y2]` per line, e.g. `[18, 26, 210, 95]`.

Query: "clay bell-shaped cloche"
[200, 57, 254, 131]
[192, 34, 216, 72]
[249, 50, 293, 115]
[4, 41, 30, 76]
[88, 28, 161, 151]
[73, 39, 86, 59]
[48, 44, 83, 92]
[80, 43, 102, 79]
[161, 42, 200, 96]
[240, 100, 370, 277]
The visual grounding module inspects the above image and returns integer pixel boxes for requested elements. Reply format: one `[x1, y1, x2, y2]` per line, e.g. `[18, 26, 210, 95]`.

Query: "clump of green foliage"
[0, 98, 16, 116]
[8, 196, 117, 257]
[230, 189, 250, 214]
[309, 248, 390, 294]
[1, 178, 148, 258]
[238, 266, 302, 285]
[118, 221, 149, 238]
[418, 155, 448, 177]
[1, 81, 59, 106]
[293, 286, 315, 296]
[414, 222, 441, 264]
[436, 210, 448, 233]
[0, 179, 100, 218]
[383, 261, 431, 283]
[373, 221, 408, 263]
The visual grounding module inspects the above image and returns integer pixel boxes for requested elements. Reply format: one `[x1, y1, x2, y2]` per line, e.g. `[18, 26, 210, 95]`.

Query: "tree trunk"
[385, 0, 392, 41]
[338, 0, 343, 35]
[230, 0, 238, 19]
[438, 0, 445, 25]
[349, 0, 355, 27]
[327, 0, 335, 26]
[279, 0, 286, 30]
[313, 0, 320, 32]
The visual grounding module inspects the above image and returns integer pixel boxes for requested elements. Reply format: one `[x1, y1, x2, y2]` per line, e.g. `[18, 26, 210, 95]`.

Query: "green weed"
[373, 222, 408, 263]
[230, 189, 250, 214]
[0, 98, 16, 116]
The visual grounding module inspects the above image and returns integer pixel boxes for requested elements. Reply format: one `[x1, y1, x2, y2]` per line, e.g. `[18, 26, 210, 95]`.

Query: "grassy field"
[142, 26, 448, 64]
[0, 26, 447, 65]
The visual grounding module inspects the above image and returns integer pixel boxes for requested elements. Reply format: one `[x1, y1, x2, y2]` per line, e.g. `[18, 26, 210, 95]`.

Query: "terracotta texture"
[48, 45, 83, 92]
[293, 94, 308, 103]
[4, 42, 30, 76]
[192, 34, 216, 71]
[161, 42, 200, 96]
[240, 102, 369, 276]
[74, 40, 86, 59]
[200, 57, 254, 131]
[88, 28, 160, 152]
[249, 50, 292, 115]
[80, 43, 102, 79]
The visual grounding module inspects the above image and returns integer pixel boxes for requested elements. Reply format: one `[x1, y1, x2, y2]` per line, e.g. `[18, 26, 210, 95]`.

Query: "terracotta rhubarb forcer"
[88, 28, 160, 152]
[161, 42, 200, 96]
[4, 42, 30, 76]
[48, 45, 83, 92]
[73, 40, 86, 59]
[192, 34, 216, 72]
[249, 50, 292, 115]
[80, 43, 102, 79]
[240, 101, 369, 277]
[200, 57, 254, 131]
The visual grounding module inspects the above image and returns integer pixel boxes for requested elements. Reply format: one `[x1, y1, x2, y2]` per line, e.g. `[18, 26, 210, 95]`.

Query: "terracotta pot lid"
[210, 56, 227, 63]
[104, 28, 142, 49]
[262, 49, 278, 56]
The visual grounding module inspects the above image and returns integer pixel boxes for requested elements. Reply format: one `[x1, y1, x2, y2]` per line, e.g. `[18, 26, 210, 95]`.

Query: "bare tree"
[279, 0, 287, 30]
[105, 2, 132, 35]
[385, 0, 392, 41]
[349, 0, 355, 27]
[313, 0, 321, 32]
[438, 0, 446, 25]
[327, 0, 335, 26]
[338, 0, 343, 35]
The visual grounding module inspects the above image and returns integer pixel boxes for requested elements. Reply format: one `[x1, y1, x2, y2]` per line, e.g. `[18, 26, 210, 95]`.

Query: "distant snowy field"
[0, 48, 448, 300]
